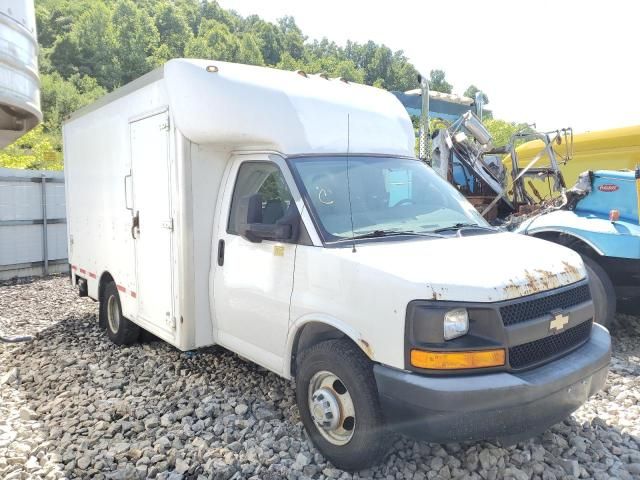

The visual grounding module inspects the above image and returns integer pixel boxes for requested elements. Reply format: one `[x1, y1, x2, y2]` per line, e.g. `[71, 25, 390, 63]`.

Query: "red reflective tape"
[89, 272, 96, 279]
[79, 268, 86, 274]
[130, 291, 137, 298]
[116, 285, 126, 293]
[71, 265, 77, 271]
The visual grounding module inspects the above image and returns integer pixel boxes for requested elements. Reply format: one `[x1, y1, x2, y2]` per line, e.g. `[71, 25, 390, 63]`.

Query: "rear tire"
[101, 281, 140, 345]
[582, 255, 616, 329]
[295, 339, 391, 471]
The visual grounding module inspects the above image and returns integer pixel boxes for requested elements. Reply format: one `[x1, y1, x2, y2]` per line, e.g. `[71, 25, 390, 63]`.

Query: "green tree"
[483, 118, 531, 147]
[275, 52, 302, 71]
[50, 2, 120, 89]
[150, 44, 173, 67]
[306, 38, 341, 61]
[332, 60, 364, 83]
[185, 19, 238, 61]
[236, 33, 265, 66]
[199, 0, 239, 31]
[248, 18, 284, 65]
[0, 126, 62, 170]
[342, 40, 417, 91]
[368, 46, 392, 87]
[40, 73, 106, 134]
[173, 0, 200, 33]
[112, 0, 159, 84]
[36, 0, 96, 49]
[389, 50, 419, 91]
[464, 85, 489, 104]
[429, 69, 452, 94]
[278, 16, 305, 59]
[153, 2, 192, 58]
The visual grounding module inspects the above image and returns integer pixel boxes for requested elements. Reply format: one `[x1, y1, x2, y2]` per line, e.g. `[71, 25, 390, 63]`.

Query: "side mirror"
[236, 193, 300, 243]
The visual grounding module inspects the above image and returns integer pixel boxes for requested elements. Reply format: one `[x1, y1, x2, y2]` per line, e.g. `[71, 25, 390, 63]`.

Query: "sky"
[217, 0, 639, 133]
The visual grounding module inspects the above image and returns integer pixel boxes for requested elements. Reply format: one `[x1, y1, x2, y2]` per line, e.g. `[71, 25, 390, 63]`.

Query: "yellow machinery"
[504, 125, 640, 201]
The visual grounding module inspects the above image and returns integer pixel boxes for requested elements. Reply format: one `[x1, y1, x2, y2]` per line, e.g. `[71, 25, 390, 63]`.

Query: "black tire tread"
[102, 281, 140, 345]
[296, 338, 391, 471]
[582, 255, 616, 328]
[98, 284, 108, 329]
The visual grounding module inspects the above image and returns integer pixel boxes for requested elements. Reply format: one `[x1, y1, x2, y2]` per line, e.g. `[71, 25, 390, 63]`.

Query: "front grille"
[509, 320, 592, 370]
[500, 283, 591, 326]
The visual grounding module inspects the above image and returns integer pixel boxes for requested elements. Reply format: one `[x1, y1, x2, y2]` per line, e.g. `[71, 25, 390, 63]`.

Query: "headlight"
[444, 308, 469, 340]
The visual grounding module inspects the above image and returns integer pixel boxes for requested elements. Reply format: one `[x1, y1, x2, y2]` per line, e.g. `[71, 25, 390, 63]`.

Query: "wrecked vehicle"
[415, 77, 638, 326]
[515, 169, 640, 322]
[511, 124, 640, 187]
[64, 60, 611, 470]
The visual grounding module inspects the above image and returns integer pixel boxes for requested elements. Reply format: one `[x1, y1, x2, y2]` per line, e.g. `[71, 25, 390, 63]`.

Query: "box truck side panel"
[64, 77, 182, 346]
[64, 99, 141, 305]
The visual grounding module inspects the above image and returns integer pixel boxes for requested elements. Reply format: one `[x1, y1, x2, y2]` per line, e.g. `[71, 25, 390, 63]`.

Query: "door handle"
[131, 211, 139, 239]
[217, 239, 225, 266]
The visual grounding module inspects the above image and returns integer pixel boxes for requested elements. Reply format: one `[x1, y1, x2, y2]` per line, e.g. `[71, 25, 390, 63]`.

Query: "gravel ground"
[1, 276, 639, 480]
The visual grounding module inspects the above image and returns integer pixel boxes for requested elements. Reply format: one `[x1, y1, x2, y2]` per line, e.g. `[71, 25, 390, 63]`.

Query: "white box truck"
[64, 59, 610, 470]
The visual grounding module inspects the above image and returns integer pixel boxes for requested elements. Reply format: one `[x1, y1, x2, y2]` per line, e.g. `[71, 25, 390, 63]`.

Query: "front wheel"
[582, 255, 616, 329]
[295, 339, 391, 471]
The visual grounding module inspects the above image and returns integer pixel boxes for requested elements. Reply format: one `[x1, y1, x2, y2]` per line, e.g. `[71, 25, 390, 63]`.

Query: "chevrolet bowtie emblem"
[550, 313, 569, 332]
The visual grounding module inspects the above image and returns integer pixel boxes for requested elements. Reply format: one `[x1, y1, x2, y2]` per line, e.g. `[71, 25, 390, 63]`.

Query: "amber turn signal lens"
[410, 349, 506, 370]
[609, 209, 620, 222]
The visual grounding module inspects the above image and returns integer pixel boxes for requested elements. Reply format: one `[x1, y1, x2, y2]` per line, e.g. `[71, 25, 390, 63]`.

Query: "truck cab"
[64, 59, 611, 471]
[518, 169, 640, 318]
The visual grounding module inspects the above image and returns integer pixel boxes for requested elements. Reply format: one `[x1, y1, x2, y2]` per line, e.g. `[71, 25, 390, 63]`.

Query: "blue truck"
[515, 169, 640, 325]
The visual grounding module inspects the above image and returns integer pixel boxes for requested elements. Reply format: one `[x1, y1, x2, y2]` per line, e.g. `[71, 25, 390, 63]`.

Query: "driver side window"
[228, 162, 293, 235]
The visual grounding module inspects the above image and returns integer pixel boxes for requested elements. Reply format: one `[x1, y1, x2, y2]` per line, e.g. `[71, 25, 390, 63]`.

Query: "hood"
[337, 232, 586, 302]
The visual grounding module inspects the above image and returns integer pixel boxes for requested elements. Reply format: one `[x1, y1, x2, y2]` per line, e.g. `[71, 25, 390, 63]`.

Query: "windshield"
[289, 156, 490, 242]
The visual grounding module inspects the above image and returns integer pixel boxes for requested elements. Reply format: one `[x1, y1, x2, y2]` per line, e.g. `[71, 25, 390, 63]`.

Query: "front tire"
[296, 339, 391, 471]
[101, 281, 140, 345]
[582, 255, 616, 329]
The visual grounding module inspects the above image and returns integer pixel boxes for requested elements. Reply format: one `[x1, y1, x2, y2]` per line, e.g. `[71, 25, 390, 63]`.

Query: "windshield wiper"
[433, 223, 496, 234]
[351, 229, 443, 240]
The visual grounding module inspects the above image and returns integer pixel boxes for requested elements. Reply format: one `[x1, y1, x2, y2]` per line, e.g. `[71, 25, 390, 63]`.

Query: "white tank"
[0, 0, 41, 148]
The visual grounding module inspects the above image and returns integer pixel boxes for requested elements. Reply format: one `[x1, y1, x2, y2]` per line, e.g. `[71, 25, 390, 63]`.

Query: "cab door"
[213, 155, 298, 374]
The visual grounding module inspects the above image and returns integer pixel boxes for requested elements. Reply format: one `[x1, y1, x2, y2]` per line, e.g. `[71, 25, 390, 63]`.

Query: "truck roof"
[66, 58, 415, 157]
[501, 124, 640, 186]
[513, 124, 640, 160]
[592, 169, 638, 180]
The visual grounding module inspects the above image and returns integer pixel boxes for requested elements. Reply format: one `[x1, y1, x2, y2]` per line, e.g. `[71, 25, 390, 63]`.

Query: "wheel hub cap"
[308, 371, 356, 445]
[310, 387, 340, 430]
[107, 294, 120, 332]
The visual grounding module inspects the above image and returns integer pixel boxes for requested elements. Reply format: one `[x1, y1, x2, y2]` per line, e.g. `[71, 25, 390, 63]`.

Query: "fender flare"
[284, 313, 372, 379]
[525, 227, 606, 256]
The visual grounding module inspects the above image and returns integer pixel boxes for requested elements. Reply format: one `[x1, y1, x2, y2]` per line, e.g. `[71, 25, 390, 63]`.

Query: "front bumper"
[374, 324, 611, 444]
